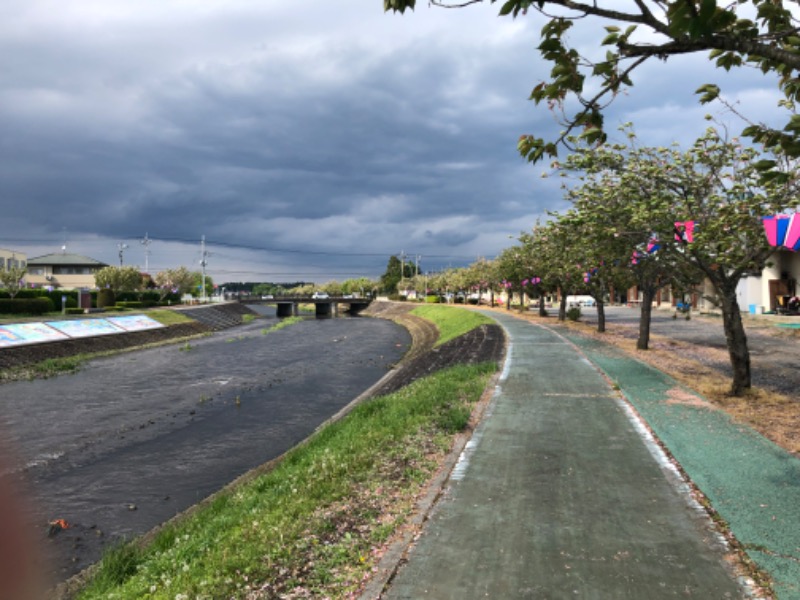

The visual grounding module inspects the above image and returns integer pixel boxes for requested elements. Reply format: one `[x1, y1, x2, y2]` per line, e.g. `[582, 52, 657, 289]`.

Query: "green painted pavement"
[382, 312, 744, 599]
[556, 326, 800, 599]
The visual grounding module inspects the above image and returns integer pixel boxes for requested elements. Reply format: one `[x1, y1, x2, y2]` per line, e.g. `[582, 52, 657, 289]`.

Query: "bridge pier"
[276, 302, 294, 318]
[315, 302, 333, 317]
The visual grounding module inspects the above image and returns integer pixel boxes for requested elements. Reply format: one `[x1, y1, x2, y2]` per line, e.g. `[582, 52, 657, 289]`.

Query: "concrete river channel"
[0, 306, 411, 587]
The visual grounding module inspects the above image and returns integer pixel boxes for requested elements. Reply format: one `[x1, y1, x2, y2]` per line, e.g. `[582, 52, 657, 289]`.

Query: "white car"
[312, 292, 329, 299]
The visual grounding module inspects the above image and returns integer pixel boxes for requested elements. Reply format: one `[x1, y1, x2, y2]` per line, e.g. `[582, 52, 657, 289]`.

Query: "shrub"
[0, 297, 54, 315]
[97, 289, 116, 308]
[566, 306, 582, 321]
[65, 307, 85, 315]
[425, 295, 439, 304]
[116, 301, 143, 309]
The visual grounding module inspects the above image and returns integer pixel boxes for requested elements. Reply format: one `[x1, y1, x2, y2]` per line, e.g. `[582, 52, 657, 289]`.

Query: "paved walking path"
[379, 311, 800, 599]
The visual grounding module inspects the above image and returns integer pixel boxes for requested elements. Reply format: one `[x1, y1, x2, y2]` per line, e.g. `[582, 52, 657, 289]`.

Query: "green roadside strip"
[556, 328, 800, 600]
[76, 362, 496, 600]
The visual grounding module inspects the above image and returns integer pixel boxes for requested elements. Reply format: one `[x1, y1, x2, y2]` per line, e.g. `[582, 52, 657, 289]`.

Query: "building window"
[29, 267, 45, 275]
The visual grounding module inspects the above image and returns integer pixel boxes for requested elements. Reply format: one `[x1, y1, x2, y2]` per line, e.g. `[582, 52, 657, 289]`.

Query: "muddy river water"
[0, 309, 410, 586]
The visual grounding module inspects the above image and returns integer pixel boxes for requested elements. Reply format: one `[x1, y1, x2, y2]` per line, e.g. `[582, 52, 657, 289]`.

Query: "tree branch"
[620, 36, 800, 70]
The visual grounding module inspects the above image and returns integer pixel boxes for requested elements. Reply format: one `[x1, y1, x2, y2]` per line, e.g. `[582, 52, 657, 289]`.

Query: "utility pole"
[117, 242, 129, 266]
[140, 233, 152, 274]
[199, 235, 210, 302]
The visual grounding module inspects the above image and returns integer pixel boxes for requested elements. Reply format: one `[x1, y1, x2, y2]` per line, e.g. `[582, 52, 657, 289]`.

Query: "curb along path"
[379, 311, 746, 599]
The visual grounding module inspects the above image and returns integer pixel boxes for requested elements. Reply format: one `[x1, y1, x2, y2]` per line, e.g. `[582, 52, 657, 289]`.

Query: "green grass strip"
[147, 310, 194, 326]
[262, 316, 303, 334]
[76, 361, 496, 600]
[411, 304, 494, 346]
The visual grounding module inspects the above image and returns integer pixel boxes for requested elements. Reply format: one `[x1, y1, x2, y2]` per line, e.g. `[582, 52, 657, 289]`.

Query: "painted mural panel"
[0, 323, 70, 348]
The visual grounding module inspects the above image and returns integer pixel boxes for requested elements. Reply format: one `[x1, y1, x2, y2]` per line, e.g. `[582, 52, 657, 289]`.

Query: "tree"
[560, 126, 799, 394]
[320, 280, 344, 296]
[341, 277, 376, 296]
[385, 0, 800, 169]
[94, 266, 144, 293]
[0, 264, 27, 299]
[380, 255, 403, 293]
[190, 271, 214, 298]
[554, 209, 636, 332]
[154, 267, 196, 302]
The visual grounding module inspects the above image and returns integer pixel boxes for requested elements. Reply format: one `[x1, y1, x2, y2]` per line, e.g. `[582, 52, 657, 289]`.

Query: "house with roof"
[26, 253, 108, 290]
[0, 248, 26, 272]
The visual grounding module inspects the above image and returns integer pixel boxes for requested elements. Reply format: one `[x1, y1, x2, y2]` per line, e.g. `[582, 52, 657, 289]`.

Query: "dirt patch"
[664, 386, 713, 409]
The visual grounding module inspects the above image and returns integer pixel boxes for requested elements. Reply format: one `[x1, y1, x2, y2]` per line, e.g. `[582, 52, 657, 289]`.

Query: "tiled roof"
[28, 253, 108, 267]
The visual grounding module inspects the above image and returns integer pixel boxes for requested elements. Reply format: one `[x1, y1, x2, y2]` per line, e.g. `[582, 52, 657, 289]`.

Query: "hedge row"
[0, 298, 55, 315]
[0, 289, 181, 308]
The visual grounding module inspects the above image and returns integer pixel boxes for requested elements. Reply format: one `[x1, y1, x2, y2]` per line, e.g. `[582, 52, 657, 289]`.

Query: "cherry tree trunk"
[720, 292, 752, 396]
[596, 299, 606, 333]
[637, 288, 655, 350]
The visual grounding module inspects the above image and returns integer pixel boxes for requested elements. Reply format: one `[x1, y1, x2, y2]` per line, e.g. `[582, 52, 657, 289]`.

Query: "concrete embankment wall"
[0, 304, 257, 370]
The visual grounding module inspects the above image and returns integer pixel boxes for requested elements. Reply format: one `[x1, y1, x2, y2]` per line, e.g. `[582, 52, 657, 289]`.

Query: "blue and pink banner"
[763, 214, 800, 251]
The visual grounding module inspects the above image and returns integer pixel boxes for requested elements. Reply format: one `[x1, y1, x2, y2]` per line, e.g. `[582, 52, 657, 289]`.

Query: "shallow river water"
[0, 309, 410, 586]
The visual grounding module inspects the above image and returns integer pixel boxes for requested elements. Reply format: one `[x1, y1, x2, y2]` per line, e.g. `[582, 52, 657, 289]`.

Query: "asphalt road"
[0, 312, 410, 586]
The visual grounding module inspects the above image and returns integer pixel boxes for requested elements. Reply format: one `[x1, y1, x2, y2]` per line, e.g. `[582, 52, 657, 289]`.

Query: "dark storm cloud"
[0, 1, 783, 280]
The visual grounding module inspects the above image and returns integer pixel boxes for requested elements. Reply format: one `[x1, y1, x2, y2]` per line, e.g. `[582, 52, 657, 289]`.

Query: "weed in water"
[262, 316, 303, 335]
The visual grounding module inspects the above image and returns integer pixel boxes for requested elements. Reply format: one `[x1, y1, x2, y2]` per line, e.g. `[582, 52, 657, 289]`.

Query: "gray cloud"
[0, 1, 781, 281]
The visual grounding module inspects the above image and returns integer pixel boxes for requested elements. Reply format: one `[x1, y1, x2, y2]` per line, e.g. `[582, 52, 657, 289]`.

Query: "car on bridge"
[312, 291, 330, 299]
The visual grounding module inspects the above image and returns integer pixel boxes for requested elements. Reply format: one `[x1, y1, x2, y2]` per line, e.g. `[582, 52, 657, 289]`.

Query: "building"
[0, 248, 26, 271]
[737, 248, 800, 314]
[26, 253, 108, 290]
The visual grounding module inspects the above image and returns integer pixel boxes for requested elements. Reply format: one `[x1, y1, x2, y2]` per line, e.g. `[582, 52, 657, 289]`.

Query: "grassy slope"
[410, 304, 494, 346]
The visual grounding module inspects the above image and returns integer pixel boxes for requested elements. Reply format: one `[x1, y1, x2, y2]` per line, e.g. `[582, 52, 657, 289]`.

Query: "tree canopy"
[94, 266, 144, 293]
[384, 0, 800, 168]
[0, 264, 27, 299]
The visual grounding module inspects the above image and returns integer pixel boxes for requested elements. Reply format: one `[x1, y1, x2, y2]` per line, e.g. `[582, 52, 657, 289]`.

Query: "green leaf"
[695, 83, 720, 103]
[752, 159, 777, 171]
[499, 0, 518, 17]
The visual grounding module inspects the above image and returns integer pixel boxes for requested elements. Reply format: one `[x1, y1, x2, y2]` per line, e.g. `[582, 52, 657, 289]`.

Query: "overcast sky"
[0, 1, 783, 284]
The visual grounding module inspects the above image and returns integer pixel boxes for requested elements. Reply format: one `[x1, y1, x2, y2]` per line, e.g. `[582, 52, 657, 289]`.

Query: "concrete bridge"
[241, 296, 373, 317]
